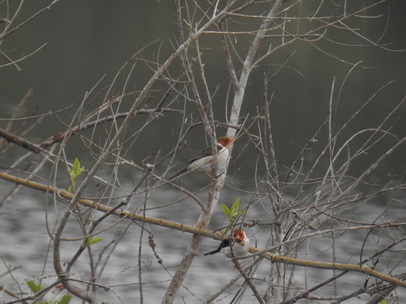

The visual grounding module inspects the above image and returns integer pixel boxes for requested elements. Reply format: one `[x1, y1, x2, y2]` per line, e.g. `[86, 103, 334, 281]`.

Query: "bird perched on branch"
[204, 228, 249, 257]
[169, 136, 235, 180]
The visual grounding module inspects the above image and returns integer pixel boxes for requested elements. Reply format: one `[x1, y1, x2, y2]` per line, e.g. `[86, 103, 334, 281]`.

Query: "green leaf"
[87, 237, 103, 246]
[221, 203, 230, 217]
[57, 294, 73, 304]
[72, 158, 79, 171]
[68, 158, 85, 193]
[231, 198, 240, 214]
[72, 158, 85, 177]
[25, 279, 42, 293]
[379, 299, 387, 304]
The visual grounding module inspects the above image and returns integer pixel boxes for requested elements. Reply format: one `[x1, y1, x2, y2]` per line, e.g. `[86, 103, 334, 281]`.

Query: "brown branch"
[0, 107, 181, 153]
[269, 253, 406, 289]
[0, 128, 42, 153]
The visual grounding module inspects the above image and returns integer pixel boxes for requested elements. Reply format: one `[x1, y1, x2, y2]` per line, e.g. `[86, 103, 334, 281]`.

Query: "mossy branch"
[1, 171, 406, 289]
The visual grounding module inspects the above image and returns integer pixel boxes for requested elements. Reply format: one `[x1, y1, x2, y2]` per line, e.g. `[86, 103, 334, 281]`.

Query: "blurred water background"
[1, 1, 406, 303]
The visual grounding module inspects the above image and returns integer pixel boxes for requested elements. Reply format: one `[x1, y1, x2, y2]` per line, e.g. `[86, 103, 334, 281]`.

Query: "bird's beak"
[237, 239, 245, 246]
[234, 234, 245, 245]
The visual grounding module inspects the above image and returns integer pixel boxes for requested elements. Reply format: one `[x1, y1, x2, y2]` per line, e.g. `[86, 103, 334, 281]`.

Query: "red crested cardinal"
[169, 136, 235, 180]
[204, 228, 249, 257]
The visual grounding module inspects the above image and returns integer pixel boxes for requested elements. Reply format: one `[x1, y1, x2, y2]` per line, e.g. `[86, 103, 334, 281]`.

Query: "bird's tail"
[204, 249, 221, 256]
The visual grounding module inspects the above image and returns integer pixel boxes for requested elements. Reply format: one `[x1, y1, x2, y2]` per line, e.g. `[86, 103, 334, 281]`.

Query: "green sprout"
[221, 198, 246, 234]
[67, 158, 85, 193]
[86, 236, 103, 247]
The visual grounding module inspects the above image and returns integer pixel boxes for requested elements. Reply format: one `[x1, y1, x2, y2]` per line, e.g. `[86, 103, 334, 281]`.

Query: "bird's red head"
[217, 136, 235, 148]
[232, 228, 246, 244]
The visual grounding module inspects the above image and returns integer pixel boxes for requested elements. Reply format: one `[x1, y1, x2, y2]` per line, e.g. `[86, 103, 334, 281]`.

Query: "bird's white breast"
[222, 237, 249, 257]
[186, 147, 230, 172]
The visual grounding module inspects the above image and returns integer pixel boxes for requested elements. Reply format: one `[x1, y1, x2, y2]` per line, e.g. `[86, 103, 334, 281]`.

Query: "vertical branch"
[227, 0, 284, 138]
[161, 2, 238, 303]
[222, 1, 284, 302]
